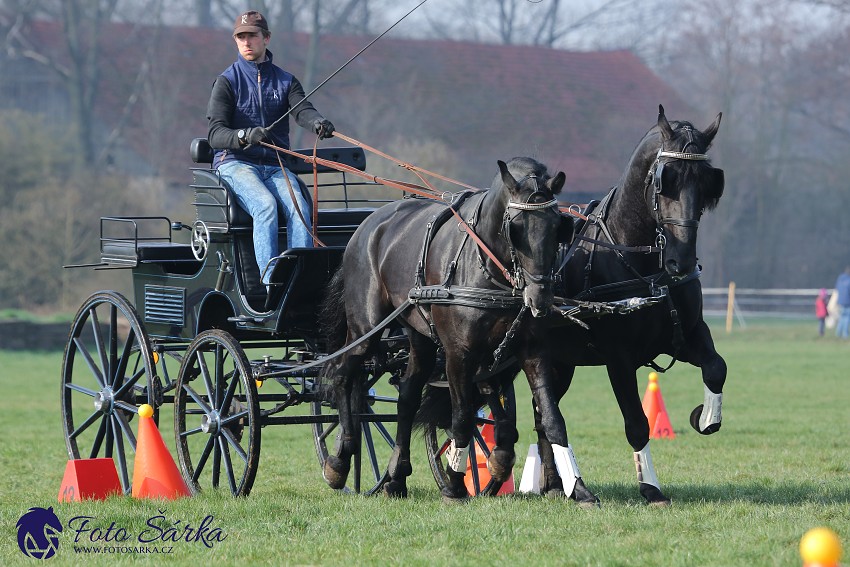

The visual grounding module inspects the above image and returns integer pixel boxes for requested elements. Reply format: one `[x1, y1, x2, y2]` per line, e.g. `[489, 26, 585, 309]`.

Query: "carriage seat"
[189, 138, 371, 231]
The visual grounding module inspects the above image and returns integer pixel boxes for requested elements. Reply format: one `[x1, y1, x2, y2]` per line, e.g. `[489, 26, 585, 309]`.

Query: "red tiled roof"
[27, 21, 691, 197]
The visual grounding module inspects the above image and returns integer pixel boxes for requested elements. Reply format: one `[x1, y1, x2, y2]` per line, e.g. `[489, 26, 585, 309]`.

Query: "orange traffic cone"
[132, 404, 191, 499]
[58, 458, 122, 502]
[464, 412, 515, 496]
[642, 372, 676, 439]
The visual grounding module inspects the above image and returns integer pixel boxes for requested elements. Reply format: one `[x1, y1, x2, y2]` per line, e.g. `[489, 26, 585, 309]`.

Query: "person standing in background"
[834, 267, 850, 338]
[815, 288, 829, 337]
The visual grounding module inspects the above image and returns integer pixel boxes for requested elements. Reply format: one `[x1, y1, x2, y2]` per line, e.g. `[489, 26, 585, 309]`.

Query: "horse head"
[645, 105, 725, 277]
[495, 158, 570, 317]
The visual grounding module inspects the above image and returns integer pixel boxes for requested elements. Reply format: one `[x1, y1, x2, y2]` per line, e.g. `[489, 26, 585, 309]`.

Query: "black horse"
[534, 106, 726, 505]
[320, 157, 573, 501]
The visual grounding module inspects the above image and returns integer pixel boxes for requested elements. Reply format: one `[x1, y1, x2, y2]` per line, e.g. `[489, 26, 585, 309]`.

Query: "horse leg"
[682, 320, 727, 435]
[322, 331, 374, 489]
[534, 365, 572, 497]
[384, 332, 437, 498]
[605, 362, 670, 505]
[480, 382, 518, 485]
[440, 354, 479, 503]
[525, 357, 598, 507]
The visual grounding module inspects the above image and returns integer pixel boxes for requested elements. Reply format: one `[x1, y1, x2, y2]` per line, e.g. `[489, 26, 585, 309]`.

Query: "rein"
[258, 137, 557, 292]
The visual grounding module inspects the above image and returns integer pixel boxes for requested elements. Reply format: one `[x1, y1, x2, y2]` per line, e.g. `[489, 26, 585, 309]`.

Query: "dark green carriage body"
[99, 142, 380, 344]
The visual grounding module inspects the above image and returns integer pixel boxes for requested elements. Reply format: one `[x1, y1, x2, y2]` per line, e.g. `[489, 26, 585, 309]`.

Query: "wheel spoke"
[212, 435, 221, 488]
[89, 417, 107, 458]
[220, 428, 248, 464]
[192, 435, 216, 483]
[218, 367, 241, 413]
[361, 423, 381, 484]
[182, 383, 212, 414]
[88, 308, 109, 386]
[219, 410, 249, 428]
[195, 350, 215, 405]
[472, 427, 490, 458]
[112, 416, 130, 491]
[468, 441, 481, 494]
[113, 408, 137, 449]
[112, 326, 136, 389]
[69, 410, 102, 440]
[65, 382, 99, 398]
[73, 337, 106, 389]
[108, 304, 118, 389]
[365, 406, 394, 446]
[437, 435, 451, 457]
[104, 416, 114, 458]
[180, 425, 205, 438]
[114, 365, 145, 399]
[318, 421, 338, 443]
[218, 436, 238, 494]
[215, 345, 225, 408]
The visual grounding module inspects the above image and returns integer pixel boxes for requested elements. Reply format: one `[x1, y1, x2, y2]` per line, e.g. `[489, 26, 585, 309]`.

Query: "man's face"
[234, 31, 269, 62]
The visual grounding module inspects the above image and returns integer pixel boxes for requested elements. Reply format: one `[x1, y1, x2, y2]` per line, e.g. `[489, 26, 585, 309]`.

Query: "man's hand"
[314, 119, 335, 139]
[246, 127, 269, 146]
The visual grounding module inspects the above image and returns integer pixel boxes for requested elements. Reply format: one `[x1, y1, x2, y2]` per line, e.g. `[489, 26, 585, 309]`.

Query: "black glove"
[314, 119, 335, 139]
[246, 127, 270, 146]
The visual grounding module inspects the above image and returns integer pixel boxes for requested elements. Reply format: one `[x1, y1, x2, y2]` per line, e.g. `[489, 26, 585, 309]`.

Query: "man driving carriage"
[207, 10, 335, 286]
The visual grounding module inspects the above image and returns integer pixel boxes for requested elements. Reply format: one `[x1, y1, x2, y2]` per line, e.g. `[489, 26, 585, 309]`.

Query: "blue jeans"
[837, 305, 850, 338]
[218, 160, 313, 284]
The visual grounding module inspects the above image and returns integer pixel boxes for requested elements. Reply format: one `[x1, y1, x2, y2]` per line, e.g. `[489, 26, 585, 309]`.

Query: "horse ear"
[498, 160, 517, 192]
[658, 104, 674, 140]
[703, 112, 722, 147]
[546, 171, 566, 195]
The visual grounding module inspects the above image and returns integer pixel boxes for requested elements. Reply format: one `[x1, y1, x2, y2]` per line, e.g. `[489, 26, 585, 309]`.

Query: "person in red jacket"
[815, 288, 829, 337]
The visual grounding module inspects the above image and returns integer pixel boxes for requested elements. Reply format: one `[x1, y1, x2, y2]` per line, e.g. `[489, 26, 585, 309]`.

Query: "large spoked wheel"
[174, 330, 260, 497]
[425, 381, 517, 497]
[312, 383, 398, 495]
[61, 291, 157, 495]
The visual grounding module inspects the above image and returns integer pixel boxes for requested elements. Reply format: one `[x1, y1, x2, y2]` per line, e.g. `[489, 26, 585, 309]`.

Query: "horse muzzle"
[523, 284, 553, 318]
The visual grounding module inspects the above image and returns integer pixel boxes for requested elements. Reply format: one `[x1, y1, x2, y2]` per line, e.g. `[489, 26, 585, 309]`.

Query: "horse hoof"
[571, 478, 601, 508]
[322, 456, 350, 490]
[383, 480, 408, 499]
[440, 492, 469, 505]
[486, 448, 516, 483]
[543, 488, 565, 499]
[640, 482, 671, 506]
[690, 405, 722, 435]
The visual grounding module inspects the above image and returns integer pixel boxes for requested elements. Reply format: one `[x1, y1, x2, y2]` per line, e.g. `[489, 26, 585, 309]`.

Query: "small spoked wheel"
[312, 370, 399, 495]
[174, 330, 260, 496]
[61, 291, 157, 494]
[424, 381, 516, 497]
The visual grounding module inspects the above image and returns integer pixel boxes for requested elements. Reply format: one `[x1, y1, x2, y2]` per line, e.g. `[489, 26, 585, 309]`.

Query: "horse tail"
[320, 267, 348, 354]
[413, 384, 454, 430]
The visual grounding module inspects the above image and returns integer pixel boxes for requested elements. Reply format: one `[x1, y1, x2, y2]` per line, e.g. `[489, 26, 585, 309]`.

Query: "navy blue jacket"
[207, 50, 324, 166]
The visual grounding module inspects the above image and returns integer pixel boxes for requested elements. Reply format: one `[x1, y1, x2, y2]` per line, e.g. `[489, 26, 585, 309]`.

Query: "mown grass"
[0, 318, 847, 566]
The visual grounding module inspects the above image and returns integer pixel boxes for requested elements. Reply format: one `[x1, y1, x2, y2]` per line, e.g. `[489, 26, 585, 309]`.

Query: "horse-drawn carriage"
[61, 106, 728, 505]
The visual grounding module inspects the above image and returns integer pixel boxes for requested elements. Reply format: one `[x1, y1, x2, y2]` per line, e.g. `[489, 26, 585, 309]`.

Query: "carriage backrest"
[190, 138, 367, 174]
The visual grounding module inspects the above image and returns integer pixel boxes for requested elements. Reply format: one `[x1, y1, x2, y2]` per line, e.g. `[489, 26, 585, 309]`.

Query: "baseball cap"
[234, 11, 269, 35]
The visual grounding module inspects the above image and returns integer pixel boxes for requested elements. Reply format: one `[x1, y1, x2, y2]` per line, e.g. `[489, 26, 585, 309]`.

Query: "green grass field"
[1, 319, 847, 566]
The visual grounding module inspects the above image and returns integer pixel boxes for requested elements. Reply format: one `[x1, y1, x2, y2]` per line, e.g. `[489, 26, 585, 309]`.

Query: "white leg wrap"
[552, 444, 581, 497]
[700, 385, 723, 431]
[445, 440, 470, 473]
[634, 442, 661, 489]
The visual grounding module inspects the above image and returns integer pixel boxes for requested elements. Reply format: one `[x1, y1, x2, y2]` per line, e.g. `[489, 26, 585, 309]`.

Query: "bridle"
[481, 173, 560, 292]
[644, 127, 709, 262]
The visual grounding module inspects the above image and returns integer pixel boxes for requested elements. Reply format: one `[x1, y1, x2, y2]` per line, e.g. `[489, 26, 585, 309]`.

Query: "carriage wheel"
[174, 330, 260, 496]
[61, 291, 157, 495]
[311, 383, 398, 495]
[424, 381, 517, 497]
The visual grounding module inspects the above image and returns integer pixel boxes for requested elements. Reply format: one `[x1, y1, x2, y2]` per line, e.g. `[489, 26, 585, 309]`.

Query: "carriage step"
[228, 315, 271, 324]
